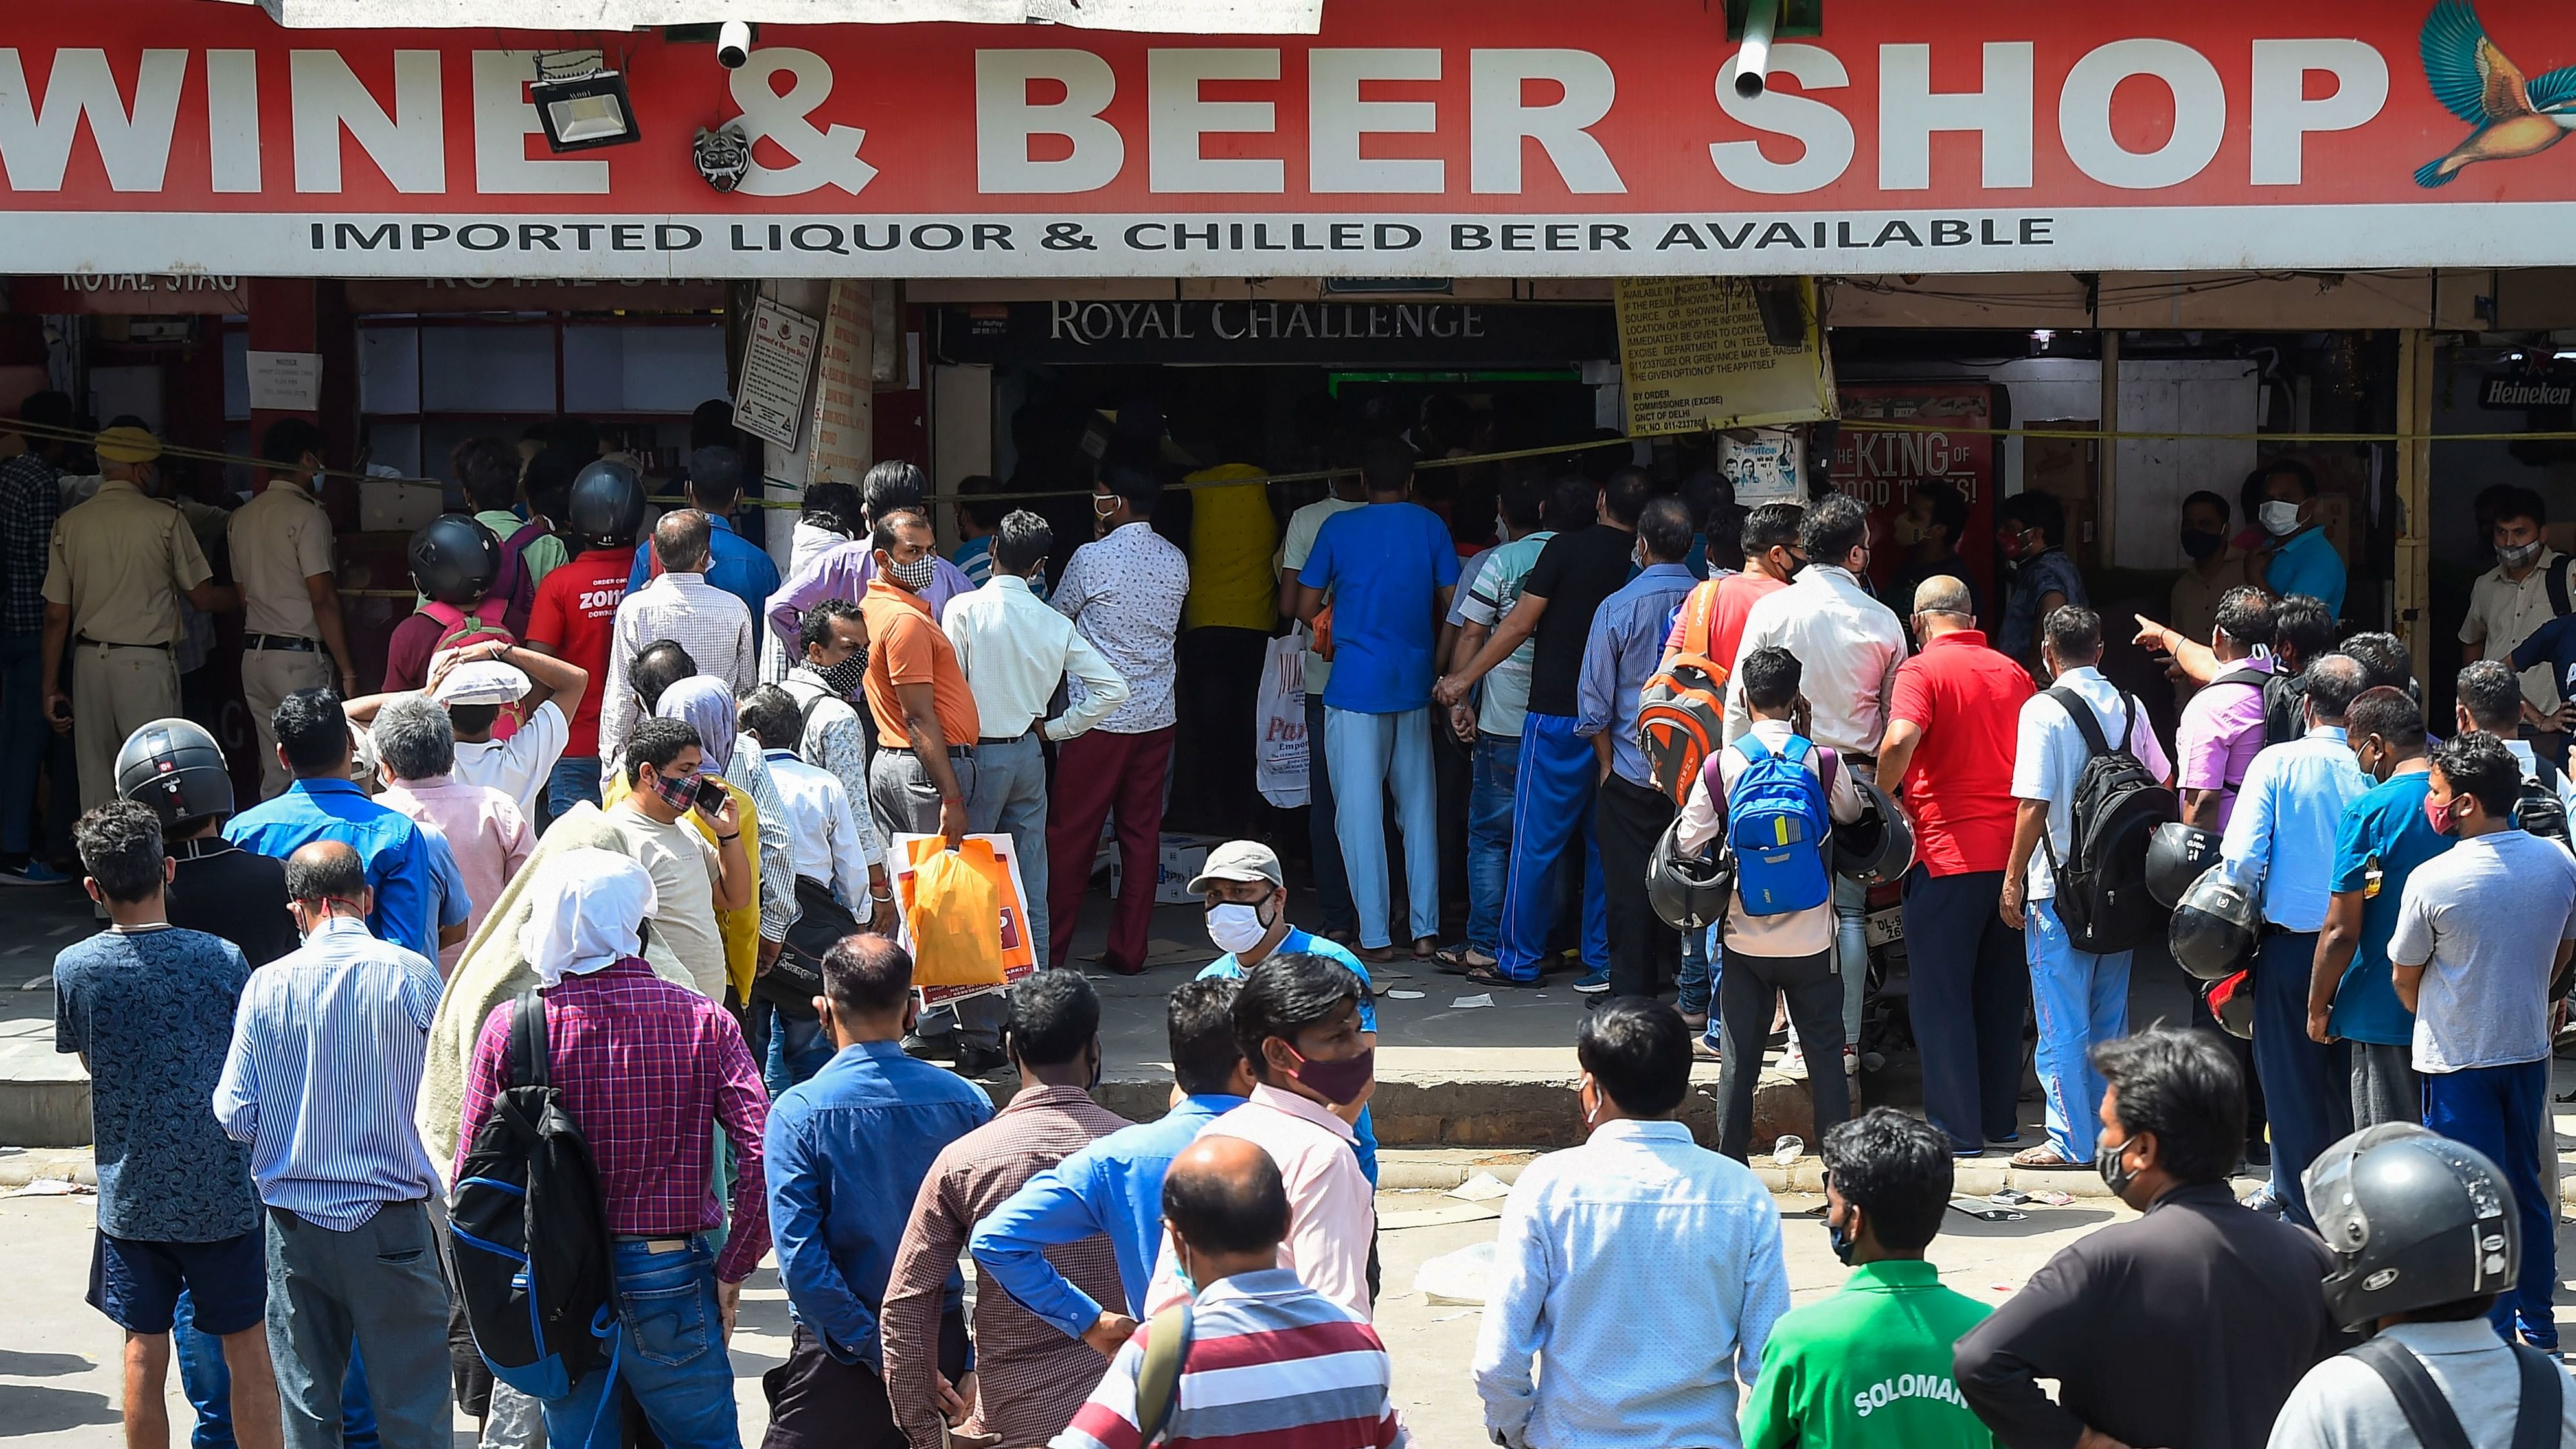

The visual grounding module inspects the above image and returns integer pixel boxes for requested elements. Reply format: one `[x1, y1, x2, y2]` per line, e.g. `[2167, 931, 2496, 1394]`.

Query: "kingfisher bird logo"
[2416, 0, 2576, 186]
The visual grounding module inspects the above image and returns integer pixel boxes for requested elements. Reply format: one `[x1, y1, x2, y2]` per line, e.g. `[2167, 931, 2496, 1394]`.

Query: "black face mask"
[1823, 1208, 1858, 1266]
[2180, 527, 2226, 561]
[817, 653, 868, 700]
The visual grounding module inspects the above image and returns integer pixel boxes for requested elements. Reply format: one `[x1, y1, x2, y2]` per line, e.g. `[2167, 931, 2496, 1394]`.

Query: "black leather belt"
[245, 634, 319, 653]
[75, 635, 167, 651]
[905, 744, 973, 758]
[979, 727, 1038, 745]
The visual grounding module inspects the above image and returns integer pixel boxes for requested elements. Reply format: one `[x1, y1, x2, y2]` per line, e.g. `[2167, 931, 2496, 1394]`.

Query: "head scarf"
[655, 675, 738, 776]
[519, 848, 659, 988]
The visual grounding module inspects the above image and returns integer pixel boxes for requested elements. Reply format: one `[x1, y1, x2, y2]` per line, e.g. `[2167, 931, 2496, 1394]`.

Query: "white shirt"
[1052, 522, 1190, 734]
[760, 749, 869, 910]
[1281, 496, 1364, 695]
[599, 572, 756, 765]
[1675, 718, 1865, 958]
[942, 575, 1129, 741]
[2010, 666, 2175, 900]
[1721, 565, 1907, 756]
[1473, 1119, 1787, 1449]
[451, 699, 569, 820]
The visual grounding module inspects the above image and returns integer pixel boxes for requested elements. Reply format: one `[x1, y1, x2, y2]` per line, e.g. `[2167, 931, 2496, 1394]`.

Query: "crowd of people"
[23, 374, 2576, 1449]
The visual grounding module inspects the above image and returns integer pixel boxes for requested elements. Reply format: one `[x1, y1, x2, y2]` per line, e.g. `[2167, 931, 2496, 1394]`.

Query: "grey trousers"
[2349, 1040, 2421, 1130]
[971, 731, 1050, 973]
[869, 748, 1003, 1050]
[265, 1200, 453, 1449]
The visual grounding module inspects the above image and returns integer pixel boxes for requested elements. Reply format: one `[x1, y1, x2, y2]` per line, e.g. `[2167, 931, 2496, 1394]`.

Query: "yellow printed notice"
[1615, 277, 1837, 437]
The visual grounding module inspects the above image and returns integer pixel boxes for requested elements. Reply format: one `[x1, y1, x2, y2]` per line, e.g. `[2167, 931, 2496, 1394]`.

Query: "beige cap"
[1184, 839, 1283, 894]
[95, 426, 163, 464]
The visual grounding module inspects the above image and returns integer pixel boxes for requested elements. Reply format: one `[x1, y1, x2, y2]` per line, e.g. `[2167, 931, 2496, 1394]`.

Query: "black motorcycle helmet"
[1831, 774, 1915, 887]
[2169, 866, 2259, 981]
[567, 458, 648, 548]
[2202, 967, 2255, 1039]
[1647, 813, 1734, 932]
[2146, 821, 2224, 910]
[408, 513, 501, 606]
[116, 717, 234, 828]
[2304, 1123, 2518, 1332]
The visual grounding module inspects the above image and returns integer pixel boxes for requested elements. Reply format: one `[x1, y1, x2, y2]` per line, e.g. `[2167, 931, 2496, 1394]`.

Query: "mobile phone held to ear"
[695, 775, 730, 814]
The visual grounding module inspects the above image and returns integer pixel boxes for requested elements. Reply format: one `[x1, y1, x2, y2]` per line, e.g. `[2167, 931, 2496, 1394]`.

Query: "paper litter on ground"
[1449, 993, 1495, 1009]
[1384, 989, 1426, 1000]
[10, 1178, 93, 1196]
[1414, 1241, 1498, 1305]
[1446, 1171, 1513, 1203]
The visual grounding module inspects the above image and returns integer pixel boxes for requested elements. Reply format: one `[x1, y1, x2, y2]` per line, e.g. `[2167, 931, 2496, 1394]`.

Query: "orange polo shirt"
[859, 578, 980, 749]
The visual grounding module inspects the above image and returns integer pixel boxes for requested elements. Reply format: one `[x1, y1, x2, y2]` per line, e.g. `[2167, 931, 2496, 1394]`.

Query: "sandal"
[1432, 945, 1497, 976]
[2009, 1145, 2089, 1171]
[1460, 964, 1541, 991]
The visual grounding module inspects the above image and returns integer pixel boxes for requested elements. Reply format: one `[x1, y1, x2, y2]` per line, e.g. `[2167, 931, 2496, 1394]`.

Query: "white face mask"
[1206, 901, 1271, 956]
[2259, 499, 2303, 537]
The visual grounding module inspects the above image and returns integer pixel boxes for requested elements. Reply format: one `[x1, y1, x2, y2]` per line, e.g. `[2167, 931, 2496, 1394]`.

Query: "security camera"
[716, 20, 753, 70]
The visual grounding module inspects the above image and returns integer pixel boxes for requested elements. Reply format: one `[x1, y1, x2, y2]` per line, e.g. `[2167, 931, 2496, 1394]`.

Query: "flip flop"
[2008, 1145, 2088, 1171]
[1432, 945, 1496, 975]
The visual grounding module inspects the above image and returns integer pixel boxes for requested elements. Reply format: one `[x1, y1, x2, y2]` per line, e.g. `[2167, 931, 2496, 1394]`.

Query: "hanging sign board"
[733, 295, 820, 451]
[1719, 427, 1807, 504]
[1615, 277, 1836, 437]
[1829, 382, 2004, 594]
[245, 350, 322, 411]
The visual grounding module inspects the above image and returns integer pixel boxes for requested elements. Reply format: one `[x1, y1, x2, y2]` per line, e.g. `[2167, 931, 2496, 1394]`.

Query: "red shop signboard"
[1829, 382, 2002, 600]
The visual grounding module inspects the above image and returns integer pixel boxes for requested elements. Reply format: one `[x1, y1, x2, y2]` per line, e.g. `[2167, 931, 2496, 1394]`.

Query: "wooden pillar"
[2396, 328, 2434, 690]
[2097, 328, 2119, 567]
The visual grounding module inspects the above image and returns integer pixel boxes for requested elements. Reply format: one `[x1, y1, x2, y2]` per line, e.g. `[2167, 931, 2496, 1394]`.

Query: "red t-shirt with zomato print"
[524, 547, 629, 759]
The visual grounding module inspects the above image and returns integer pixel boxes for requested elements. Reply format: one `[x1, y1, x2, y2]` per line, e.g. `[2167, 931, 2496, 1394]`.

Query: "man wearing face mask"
[2307, 688, 2445, 1136]
[1146, 954, 1379, 1321]
[2476, 488, 2576, 767]
[1047, 467, 1192, 976]
[1992, 490, 2086, 673]
[856, 511, 980, 853]
[231, 418, 358, 800]
[1475, 1000, 1785, 1449]
[41, 425, 240, 812]
[1884, 480, 1983, 630]
[1188, 842, 1380, 1189]
[780, 598, 879, 813]
[2256, 458, 2347, 620]
[2216, 653, 2373, 1225]
[882, 971, 1127, 1449]
[604, 716, 752, 1002]
[2388, 732, 2576, 1350]
[1741, 1109, 1996, 1449]
[2164, 492, 2259, 697]
[762, 934, 992, 1449]
[1955, 1028, 2342, 1449]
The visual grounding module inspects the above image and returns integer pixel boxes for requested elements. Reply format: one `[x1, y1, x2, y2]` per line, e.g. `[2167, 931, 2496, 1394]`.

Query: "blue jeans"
[1322, 704, 1440, 949]
[1498, 713, 1607, 982]
[1834, 873, 1868, 1048]
[175, 1292, 378, 1449]
[545, 756, 604, 828]
[761, 1005, 833, 1095]
[2025, 897, 2130, 1163]
[1465, 732, 1520, 954]
[0, 632, 44, 855]
[1677, 925, 1720, 1026]
[544, 1239, 740, 1449]
[2423, 1060, 2557, 1348]
[2254, 930, 2344, 1228]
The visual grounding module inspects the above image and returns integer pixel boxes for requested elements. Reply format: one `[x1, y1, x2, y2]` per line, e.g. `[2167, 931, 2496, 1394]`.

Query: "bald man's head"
[652, 508, 713, 574]
[1912, 575, 1974, 620]
[282, 840, 369, 925]
[1162, 1136, 1288, 1258]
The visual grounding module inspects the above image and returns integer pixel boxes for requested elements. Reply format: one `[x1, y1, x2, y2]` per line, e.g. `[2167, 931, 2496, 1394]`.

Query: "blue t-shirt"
[1299, 502, 1462, 715]
[953, 536, 994, 587]
[2328, 770, 2450, 1046]
[54, 926, 260, 1242]
[1998, 547, 2087, 660]
[2510, 613, 2576, 706]
[2267, 526, 2347, 620]
[1198, 927, 1381, 1184]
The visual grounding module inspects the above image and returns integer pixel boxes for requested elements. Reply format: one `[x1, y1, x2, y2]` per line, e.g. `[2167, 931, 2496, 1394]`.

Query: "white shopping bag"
[1256, 630, 1310, 809]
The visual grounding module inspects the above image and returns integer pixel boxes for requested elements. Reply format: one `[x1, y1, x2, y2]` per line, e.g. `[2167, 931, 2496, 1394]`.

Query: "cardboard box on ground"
[1098, 829, 1226, 905]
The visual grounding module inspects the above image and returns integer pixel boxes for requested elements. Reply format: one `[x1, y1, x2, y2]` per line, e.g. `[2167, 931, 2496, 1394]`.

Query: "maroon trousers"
[1046, 726, 1175, 973]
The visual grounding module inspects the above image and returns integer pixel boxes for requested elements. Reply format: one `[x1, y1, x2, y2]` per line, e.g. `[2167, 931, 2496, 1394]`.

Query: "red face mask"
[1283, 1043, 1375, 1106]
[2424, 793, 2458, 837]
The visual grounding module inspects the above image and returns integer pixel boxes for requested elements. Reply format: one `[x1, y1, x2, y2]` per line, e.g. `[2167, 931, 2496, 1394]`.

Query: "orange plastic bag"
[903, 842, 1006, 988]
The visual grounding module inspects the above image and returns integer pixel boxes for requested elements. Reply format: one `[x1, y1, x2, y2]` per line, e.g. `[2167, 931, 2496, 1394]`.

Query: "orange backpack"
[1636, 580, 1732, 806]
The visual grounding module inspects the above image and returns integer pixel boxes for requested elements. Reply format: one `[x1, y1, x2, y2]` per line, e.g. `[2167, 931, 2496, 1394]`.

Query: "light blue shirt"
[2266, 526, 2347, 620]
[225, 778, 443, 962]
[210, 916, 443, 1230]
[967, 1092, 1246, 1339]
[1197, 927, 1379, 1184]
[766, 1039, 993, 1367]
[2219, 726, 2373, 934]
[1577, 561, 1699, 789]
[1471, 1119, 1788, 1449]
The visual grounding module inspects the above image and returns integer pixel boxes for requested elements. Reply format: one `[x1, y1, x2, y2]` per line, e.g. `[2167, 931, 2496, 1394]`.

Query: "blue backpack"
[1724, 733, 1834, 915]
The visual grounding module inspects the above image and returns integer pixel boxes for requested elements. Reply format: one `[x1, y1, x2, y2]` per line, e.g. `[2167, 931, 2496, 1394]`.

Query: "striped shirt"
[598, 570, 757, 768]
[1053, 1268, 1407, 1449]
[212, 916, 444, 1230]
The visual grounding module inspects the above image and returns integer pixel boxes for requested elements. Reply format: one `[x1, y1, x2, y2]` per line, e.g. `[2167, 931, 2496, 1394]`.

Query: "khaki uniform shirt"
[41, 478, 212, 647]
[2461, 549, 2570, 710]
[229, 484, 336, 640]
[2167, 547, 2261, 658]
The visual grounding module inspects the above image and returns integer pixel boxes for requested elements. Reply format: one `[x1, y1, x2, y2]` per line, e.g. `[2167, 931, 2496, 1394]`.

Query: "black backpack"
[2216, 664, 2304, 749]
[755, 875, 859, 1020]
[2518, 753, 2573, 851]
[448, 992, 618, 1401]
[2345, 1332, 2561, 1449]
[2041, 688, 2180, 952]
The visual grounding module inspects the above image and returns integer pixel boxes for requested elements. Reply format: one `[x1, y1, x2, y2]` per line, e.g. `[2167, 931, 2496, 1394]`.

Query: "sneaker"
[0, 860, 70, 886]
[1779, 1041, 1809, 1080]
[1570, 968, 1611, 994]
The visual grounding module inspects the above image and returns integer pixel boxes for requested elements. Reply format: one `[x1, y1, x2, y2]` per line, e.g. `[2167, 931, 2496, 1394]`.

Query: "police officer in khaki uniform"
[231, 418, 357, 798]
[39, 427, 238, 810]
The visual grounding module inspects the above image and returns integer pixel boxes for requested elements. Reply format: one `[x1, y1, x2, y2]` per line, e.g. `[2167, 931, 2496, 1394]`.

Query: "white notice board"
[733, 296, 820, 451]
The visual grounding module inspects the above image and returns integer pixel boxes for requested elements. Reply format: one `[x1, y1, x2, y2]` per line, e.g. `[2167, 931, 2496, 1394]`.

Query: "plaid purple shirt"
[458, 956, 772, 1281]
[0, 451, 60, 635]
